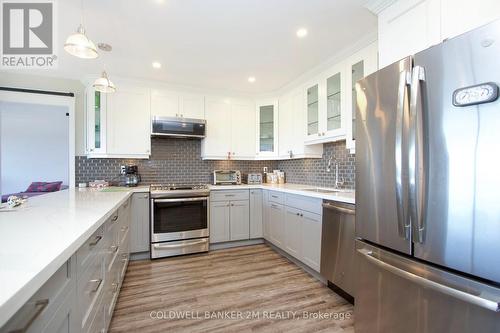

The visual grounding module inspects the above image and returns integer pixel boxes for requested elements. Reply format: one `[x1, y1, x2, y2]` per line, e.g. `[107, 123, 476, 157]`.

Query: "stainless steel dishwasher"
[320, 200, 356, 302]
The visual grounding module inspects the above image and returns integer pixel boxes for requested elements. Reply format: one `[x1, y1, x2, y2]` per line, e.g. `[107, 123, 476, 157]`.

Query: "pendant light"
[93, 44, 116, 93]
[93, 70, 116, 93]
[64, 0, 98, 59]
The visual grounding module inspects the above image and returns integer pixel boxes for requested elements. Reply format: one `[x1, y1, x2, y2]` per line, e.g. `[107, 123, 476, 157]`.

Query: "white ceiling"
[18, 0, 377, 94]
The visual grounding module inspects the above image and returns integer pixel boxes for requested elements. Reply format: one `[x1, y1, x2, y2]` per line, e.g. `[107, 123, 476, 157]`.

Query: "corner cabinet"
[255, 100, 279, 159]
[85, 84, 151, 159]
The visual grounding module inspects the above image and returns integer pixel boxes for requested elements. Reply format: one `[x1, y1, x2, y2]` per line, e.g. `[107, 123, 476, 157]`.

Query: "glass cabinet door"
[259, 104, 275, 152]
[326, 72, 341, 132]
[86, 87, 106, 154]
[351, 61, 364, 141]
[307, 84, 319, 136]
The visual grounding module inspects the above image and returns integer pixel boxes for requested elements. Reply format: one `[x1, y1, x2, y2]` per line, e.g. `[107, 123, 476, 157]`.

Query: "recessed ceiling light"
[152, 61, 162, 69]
[248, 76, 256, 83]
[296, 28, 308, 38]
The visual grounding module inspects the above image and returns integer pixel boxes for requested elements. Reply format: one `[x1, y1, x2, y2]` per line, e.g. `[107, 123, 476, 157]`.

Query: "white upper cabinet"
[440, 0, 500, 41]
[151, 89, 204, 119]
[201, 97, 231, 159]
[344, 41, 378, 152]
[279, 89, 323, 159]
[201, 98, 255, 160]
[86, 87, 107, 155]
[107, 85, 151, 157]
[86, 84, 150, 158]
[256, 100, 279, 158]
[378, 0, 499, 69]
[378, 0, 442, 68]
[230, 100, 256, 159]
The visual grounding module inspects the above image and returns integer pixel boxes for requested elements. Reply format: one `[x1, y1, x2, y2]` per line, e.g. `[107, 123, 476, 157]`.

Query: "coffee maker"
[121, 165, 140, 187]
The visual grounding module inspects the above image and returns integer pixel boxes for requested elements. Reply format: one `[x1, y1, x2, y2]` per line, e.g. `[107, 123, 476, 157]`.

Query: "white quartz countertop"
[0, 187, 145, 327]
[209, 183, 355, 204]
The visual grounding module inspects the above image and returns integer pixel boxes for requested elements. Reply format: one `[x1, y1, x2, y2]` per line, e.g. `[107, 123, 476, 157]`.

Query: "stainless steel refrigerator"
[355, 19, 500, 332]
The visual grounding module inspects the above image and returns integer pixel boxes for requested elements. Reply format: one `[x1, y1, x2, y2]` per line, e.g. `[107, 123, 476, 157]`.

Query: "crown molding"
[363, 0, 398, 15]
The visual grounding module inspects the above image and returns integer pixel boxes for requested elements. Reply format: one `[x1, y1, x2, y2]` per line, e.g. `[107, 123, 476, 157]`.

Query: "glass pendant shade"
[93, 71, 116, 93]
[64, 25, 98, 59]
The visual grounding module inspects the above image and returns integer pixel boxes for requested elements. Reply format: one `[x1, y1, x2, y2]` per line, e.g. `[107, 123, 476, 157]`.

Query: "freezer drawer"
[355, 240, 500, 333]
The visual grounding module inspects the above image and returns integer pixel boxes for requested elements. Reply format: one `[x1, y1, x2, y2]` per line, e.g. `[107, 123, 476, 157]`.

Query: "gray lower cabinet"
[209, 190, 250, 243]
[1, 198, 131, 333]
[130, 193, 150, 253]
[249, 190, 263, 238]
[263, 190, 323, 272]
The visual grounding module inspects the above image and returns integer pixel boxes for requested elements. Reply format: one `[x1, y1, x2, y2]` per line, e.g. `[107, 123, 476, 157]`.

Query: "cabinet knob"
[300, 213, 304, 217]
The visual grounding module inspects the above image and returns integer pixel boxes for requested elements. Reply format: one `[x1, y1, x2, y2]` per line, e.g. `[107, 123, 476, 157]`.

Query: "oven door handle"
[153, 239, 208, 249]
[153, 197, 208, 203]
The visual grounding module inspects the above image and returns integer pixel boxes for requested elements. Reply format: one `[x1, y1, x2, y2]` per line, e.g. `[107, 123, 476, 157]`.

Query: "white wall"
[0, 101, 69, 195]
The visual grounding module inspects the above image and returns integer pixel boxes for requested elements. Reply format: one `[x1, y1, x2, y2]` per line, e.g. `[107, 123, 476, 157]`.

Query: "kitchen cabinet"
[249, 189, 263, 238]
[300, 211, 322, 271]
[209, 201, 230, 243]
[85, 83, 151, 158]
[229, 200, 250, 241]
[278, 89, 323, 159]
[268, 202, 285, 247]
[210, 190, 250, 243]
[202, 98, 255, 160]
[440, 0, 500, 41]
[151, 89, 205, 119]
[262, 190, 270, 239]
[284, 207, 302, 258]
[130, 192, 150, 253]
[256, 100, 279, 158]
[106, 85, 151, 158]
[344, 41, 378, 152]
[378, 0, 441, 68]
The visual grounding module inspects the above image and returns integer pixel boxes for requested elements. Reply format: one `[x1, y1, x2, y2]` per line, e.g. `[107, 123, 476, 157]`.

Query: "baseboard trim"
[209, 238, 265, 250]
[130, 251, 150, 261]
[264, 240, 327, 285]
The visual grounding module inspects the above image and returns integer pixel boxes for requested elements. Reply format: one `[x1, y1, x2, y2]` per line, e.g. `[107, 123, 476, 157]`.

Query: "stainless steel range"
[150, 184, 210, 259]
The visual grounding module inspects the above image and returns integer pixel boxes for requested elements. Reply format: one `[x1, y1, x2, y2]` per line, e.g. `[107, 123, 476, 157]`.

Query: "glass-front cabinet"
[86, 87, 107, 155]
[326, 72, 342, 132]
[256, 100, 278, 157]
[307, 84, 319, 136]
[345, 41, 378, 152]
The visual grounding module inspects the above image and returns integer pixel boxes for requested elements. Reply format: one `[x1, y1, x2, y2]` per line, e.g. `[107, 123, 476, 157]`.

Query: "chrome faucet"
[327, 156, 343, 189]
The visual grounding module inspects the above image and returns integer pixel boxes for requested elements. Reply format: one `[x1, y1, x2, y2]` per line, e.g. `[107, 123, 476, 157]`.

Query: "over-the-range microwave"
[151, 116, 206, 138]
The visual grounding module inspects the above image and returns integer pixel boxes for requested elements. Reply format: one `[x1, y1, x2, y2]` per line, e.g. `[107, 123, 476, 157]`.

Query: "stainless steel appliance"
[246, 173, 262, 184]
[320, 201, 355, 302]
[120, 165, 140, 187]
[151, 116, 206, 138]
[213, 170, 241, 185]
[150, 184, 210, 259]
[355, 20, 500, 332]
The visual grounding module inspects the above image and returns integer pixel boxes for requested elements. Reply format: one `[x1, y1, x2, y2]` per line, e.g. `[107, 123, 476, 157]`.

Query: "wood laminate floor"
[109, 244, 354, 333]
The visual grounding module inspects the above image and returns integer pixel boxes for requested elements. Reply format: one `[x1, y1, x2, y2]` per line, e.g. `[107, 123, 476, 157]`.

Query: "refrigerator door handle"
[358, 248, 500, 312]
[395, 69, 411, 240]
[409, 65, 426, 243]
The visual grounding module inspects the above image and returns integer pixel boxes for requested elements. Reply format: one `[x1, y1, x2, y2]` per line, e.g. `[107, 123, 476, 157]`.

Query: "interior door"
[355, 56, 413, 255]
[412, 19, 500, 284]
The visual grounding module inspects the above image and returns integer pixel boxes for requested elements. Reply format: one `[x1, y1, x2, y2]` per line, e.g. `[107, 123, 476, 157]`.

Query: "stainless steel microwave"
[151, 116, 206, 138]
[213, 170, 241, 185]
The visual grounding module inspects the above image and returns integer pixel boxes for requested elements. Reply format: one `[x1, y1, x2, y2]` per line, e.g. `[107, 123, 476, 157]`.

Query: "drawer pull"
[112, 282, 119, 293]
[271, 204, 280, 209]
[225, 194, 235, 197]
[110, 245, 119, 252]
[8, 299, 49, 333]
[271, 195, 278, 198]
[89, 235, 102, 247]
[89, 279, 103, 293]
[111, 215, 119, 222]
[121, 226, 128, 232]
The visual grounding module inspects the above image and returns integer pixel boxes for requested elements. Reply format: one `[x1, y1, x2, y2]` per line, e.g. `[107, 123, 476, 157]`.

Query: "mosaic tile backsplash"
[75, 138, 355, 189]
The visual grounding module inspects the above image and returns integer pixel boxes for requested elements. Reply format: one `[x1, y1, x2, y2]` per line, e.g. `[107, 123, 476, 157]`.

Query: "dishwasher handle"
[322, 202, 355, 215]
